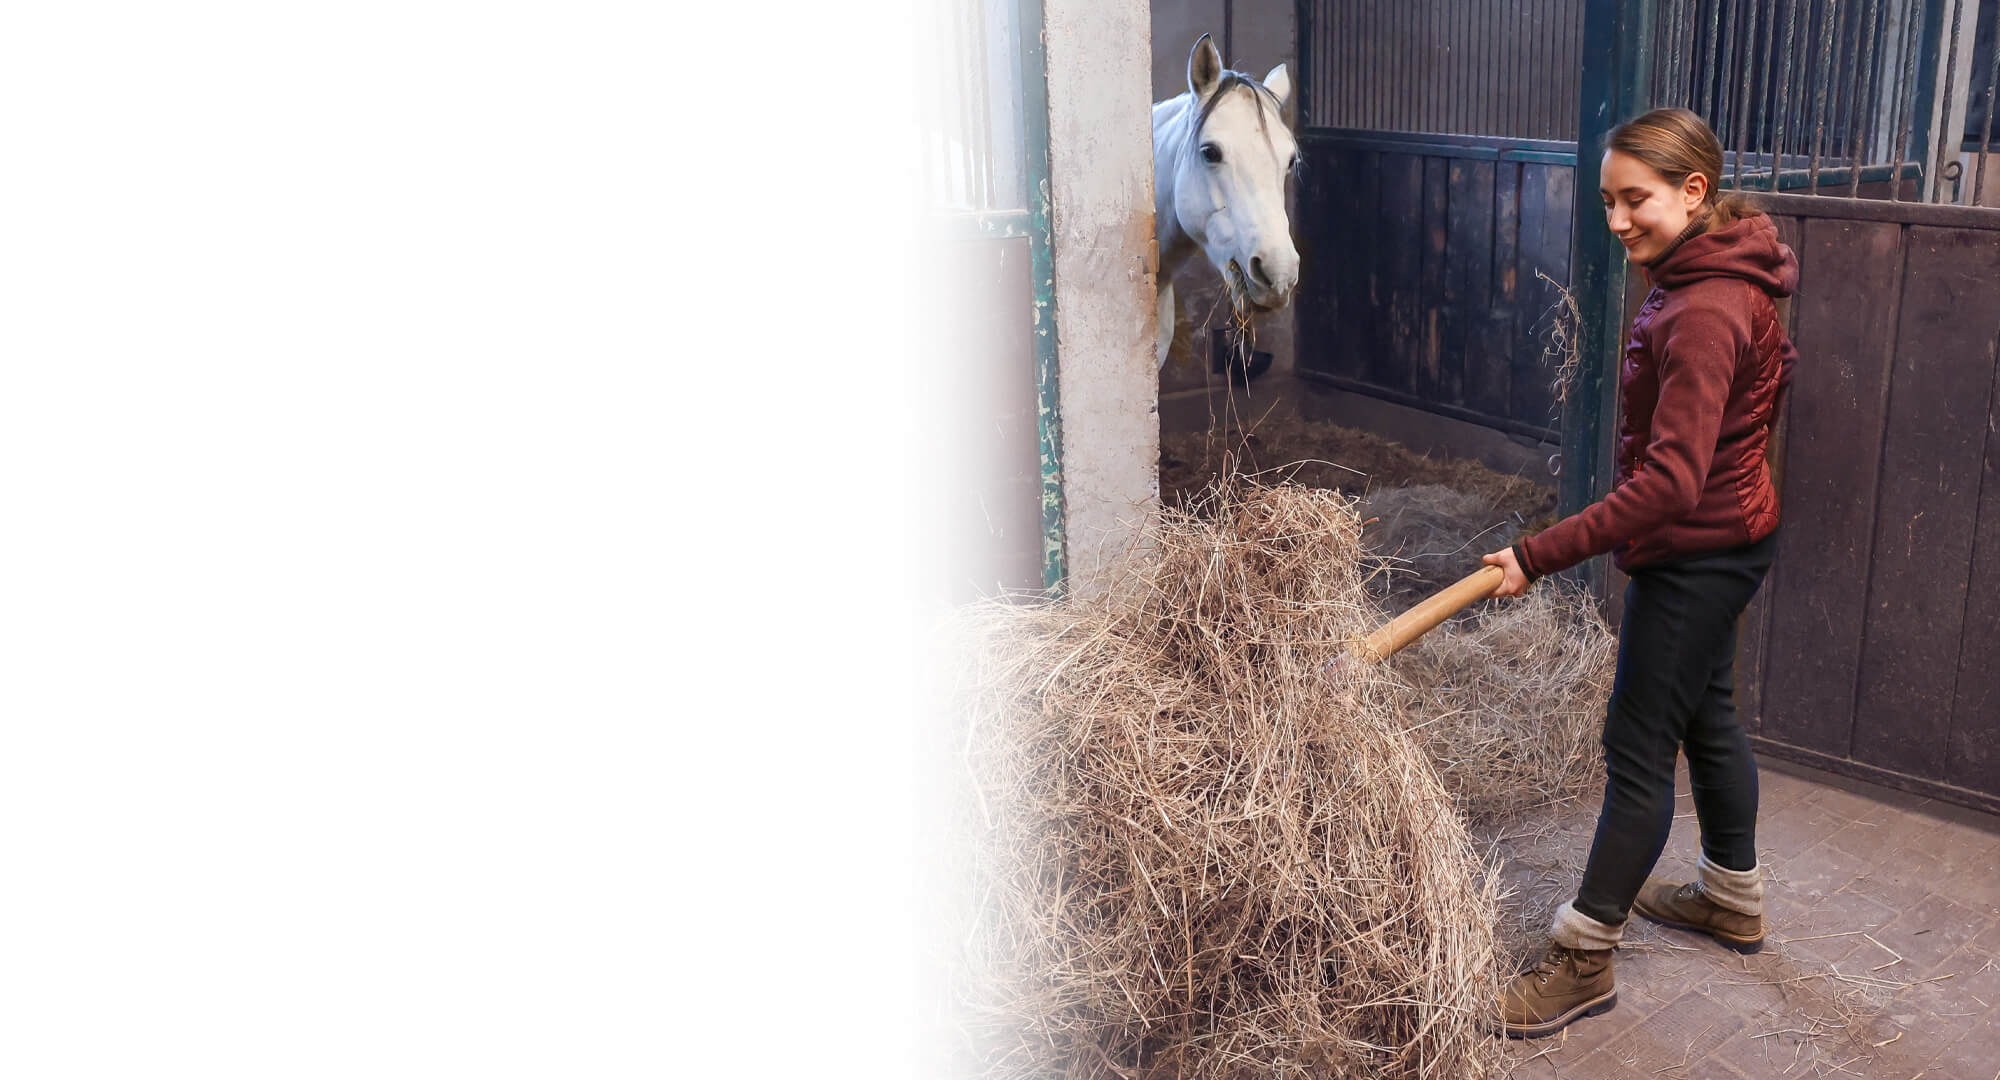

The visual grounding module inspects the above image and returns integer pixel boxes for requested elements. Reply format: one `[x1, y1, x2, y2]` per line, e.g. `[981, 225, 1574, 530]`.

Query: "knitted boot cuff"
[1549, 899, 1625, 951]
[1698, 852, 1765, 916]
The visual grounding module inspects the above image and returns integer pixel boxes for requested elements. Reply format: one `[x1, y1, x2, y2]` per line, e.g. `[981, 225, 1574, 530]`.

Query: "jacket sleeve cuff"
[1512, 541, 1542, 583]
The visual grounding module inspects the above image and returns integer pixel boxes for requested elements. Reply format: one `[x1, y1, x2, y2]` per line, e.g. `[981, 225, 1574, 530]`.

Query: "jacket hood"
[1647, 212, 1799, 297]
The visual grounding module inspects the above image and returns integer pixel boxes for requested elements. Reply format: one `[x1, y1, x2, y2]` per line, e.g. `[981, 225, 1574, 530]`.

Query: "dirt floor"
[1160, 414, 1557, 514]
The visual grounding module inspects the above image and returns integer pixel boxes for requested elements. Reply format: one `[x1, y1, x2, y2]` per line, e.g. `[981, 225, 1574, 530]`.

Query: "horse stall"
[1169, 0, 2000, 815]
[930, 3, 1625, 1076]
[1148, 0, 1571, 639]
[930, 0, 2000, 1076]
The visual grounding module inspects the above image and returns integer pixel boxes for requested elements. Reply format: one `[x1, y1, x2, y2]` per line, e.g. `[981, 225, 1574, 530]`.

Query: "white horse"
[1153, 34, 1301, 368]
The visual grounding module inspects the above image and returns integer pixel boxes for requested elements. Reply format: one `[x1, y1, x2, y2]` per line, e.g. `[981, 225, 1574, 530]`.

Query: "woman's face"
[1600, 149, 1708, 264]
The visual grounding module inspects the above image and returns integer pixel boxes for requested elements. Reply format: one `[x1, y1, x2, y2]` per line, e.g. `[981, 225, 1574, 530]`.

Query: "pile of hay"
[947, 481, 1619, 1078]
[951, 485, 1510, 1079]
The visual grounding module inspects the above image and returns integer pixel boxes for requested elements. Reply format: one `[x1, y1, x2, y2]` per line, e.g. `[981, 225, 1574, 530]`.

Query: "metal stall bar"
[1726, 0, 1746, 189]
[1774, 0, 1800, 178]
[1297, 0, 1313, 127]
[1810, 0, 1846, 190]
[1700, 0, 1722, 117]
[1931, 0, 1967, 200]
[1889, 0, 1926, 200]
[1853, 0, 1885, 196]
[1977, 2, 2000, 202]
[1756, 0, 1778, 179]
[1735, 0, 1760, 189]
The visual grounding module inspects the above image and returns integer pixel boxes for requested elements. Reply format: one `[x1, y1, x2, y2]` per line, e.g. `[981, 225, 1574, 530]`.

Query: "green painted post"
[1564, 0, 1655, 602]
[1015, 0, 1067, 593]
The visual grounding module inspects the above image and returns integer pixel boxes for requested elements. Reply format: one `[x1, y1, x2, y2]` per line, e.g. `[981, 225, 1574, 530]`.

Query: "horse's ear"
[1263, 63, 1291, 107]
[1188, 34, 1222, 101]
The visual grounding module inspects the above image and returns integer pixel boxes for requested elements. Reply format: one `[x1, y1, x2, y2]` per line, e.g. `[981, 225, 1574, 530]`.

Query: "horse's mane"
[1187, 70, 1300, 175]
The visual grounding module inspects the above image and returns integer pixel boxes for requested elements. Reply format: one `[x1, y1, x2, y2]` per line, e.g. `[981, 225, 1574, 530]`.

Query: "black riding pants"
[1572, 529, 1778, 928]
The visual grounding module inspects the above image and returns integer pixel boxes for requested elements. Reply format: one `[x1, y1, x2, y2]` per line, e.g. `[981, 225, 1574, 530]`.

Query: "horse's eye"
[1200, 143, 1223, 164]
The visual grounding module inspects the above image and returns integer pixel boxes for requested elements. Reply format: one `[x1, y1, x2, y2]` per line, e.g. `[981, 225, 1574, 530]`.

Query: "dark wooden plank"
[1295, 145, 1356, 380]
[1738, 217, 1820, 726]
[1543, 165, 1575, 284]
[1734, 221, 1800, 738]
[1752, 212, 1816, 736]
[1760, 190, 2000, 231]
[1749, 736, 2000, 816]
[1377, 152, 1426, 397]
[1355, 149, 1395, 391]
[1445, 159, 1497, 414]
[1769, 215, 1804, 340]
[1291, 143, 1333, 377]
[1621, 259, 1650, 322]
[1739, 218, 1803, 733]
[1760, 222, 1905, 756]
[1329, 146, 1371, 383]
[1312, 126, 1576, 162]
[1417, 155, 1449, 404]
[1493, 159, 1523, 356]
[1344, 148, 1381, 383]
[1946, 301, 2000, 796]
[1736, 215, 1816, 740]
[1511, 162, 1571, 431]
[1852, 226, 2000, 780]
[1508, 160, 1545, 430]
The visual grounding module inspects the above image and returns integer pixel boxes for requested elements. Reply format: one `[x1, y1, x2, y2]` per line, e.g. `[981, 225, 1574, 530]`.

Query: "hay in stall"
[1158, 416, 1555, 521]
[1387, 584, 1614, 827]
[1356, 483, 1526, 611]
[1356, 484, 1616, 825]
[950, 482, 1604, 1080]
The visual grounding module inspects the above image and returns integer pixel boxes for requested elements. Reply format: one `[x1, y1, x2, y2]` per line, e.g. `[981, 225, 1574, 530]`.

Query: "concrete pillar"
[1043, 0, 1160, 593]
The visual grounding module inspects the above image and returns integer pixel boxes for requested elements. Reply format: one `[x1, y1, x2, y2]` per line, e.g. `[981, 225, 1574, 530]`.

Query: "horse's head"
[1169, 34, 1300, 315]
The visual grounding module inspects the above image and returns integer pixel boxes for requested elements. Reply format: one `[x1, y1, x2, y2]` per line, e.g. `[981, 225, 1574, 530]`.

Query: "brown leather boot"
[1495, 941, 1618, 1038]
[1632, 877, 1765, 953]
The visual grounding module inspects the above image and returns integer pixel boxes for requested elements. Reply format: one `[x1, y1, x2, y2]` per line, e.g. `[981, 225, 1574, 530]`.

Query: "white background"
[0, 2, 923, 1075]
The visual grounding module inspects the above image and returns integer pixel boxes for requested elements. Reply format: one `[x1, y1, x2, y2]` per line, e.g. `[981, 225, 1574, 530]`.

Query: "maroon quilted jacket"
[1515, 212, 1799, 580]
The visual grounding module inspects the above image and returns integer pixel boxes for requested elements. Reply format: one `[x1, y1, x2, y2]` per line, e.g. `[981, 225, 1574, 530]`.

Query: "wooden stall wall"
[1719, 196, 2000, 812]
[1294, 132, 1576, 443]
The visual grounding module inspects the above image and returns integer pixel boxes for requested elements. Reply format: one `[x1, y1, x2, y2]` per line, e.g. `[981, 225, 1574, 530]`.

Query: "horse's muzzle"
[1225, 260, 1292, 314]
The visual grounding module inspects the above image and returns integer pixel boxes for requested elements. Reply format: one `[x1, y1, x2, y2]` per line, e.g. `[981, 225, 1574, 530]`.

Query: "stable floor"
[1496, 756, 2000, 1079]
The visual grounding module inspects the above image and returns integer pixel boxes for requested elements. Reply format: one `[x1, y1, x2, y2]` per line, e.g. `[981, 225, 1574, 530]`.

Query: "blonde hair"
[1606, 107, 1757, 228]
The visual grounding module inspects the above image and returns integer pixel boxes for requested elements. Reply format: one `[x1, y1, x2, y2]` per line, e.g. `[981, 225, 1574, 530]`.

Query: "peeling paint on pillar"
[1032, 171, 1066, 592]
[1042, 0, 1160, 597]
[1016, 0, 1068, 594]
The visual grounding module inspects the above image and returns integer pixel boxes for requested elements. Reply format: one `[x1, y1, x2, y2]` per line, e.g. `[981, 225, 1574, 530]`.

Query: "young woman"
[1484, 107, 1799, 1039]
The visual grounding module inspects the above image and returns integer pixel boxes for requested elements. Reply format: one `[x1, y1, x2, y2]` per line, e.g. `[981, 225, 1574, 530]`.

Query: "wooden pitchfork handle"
[1339, 564, 1507, 668]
